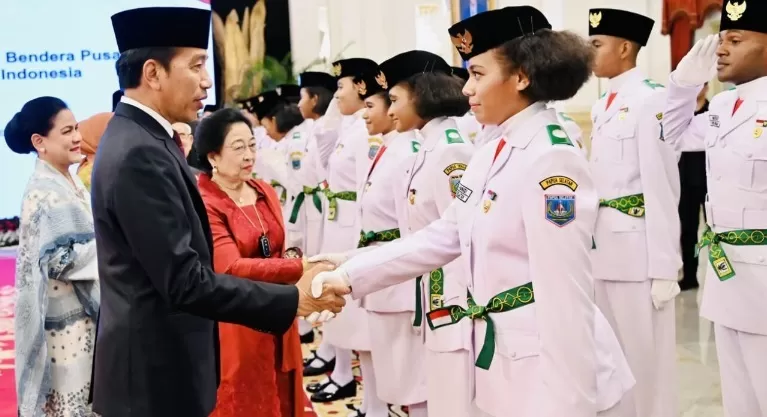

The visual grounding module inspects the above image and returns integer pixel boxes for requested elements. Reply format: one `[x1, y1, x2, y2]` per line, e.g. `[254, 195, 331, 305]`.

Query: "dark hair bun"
[4, 112, 35, 154]
[3, 96, 68, 155]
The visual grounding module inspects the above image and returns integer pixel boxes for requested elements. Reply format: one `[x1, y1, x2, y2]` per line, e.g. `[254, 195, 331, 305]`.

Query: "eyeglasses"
[227, 142, 257, 154]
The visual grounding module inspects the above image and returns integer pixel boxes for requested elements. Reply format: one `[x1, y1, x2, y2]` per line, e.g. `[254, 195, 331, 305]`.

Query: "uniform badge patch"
[443, 163, 467, 198]
[539, 175, 578, 191]
[655, 112, 663, 121]
[368, 137, 383, 159]
[456, 183, 473, 203]
[290, 151, 303, 170]
[546, 125, 573, 147]
[545, 195, 576, 227]
[408, 189, 417, 205]
[445, 128, 465, 144]
[618, 106, 629, 121]
[709, 115, 720, 128]
[292, 132, 301, 140]
[411, 141, 421, 153]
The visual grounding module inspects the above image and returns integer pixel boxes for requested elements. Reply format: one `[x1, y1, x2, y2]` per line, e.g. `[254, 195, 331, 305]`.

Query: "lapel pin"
[409, 189, 417, 205]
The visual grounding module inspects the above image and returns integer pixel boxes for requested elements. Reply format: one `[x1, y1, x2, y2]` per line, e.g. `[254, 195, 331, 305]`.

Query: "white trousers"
[594, 279, 677, 417]
[715, 324, 767, 417]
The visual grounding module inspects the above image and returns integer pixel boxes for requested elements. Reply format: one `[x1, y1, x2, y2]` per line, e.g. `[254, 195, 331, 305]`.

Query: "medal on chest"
[617, 106, 629, 121]
[754, 120, 767, 139]
[482, 190, 497, 213]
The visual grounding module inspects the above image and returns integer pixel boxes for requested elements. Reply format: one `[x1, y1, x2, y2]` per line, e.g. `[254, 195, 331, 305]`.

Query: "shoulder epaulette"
[546, 124, 573, 147]
[445, 128, 465, 144]
[643, 79, 665, 90]
[411, 141, 421, 153]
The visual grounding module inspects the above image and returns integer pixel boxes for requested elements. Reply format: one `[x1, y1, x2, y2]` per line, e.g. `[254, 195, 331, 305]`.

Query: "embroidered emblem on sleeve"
[444, 163, 467, 198]
[545, 195, 576, 227]
[455, 183, 473, 203]
[539, 175, 578, 191]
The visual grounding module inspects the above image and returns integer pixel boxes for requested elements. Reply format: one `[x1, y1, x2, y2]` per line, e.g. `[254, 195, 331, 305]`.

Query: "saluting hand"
[295, 263, 349, 317]
[673, 34, 718, 88]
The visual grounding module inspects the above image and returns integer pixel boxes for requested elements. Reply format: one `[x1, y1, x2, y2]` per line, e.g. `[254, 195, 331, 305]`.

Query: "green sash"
[322, 188, 357, 221]
[289, 185, 322, 224]
[599, 193, 645, 217]
[425, 283, 535, 370]
[357, 228, 400, 248]
[270, 180, 288, 205]
[697, 225, 767, 281]
[412, 268, 445, 327]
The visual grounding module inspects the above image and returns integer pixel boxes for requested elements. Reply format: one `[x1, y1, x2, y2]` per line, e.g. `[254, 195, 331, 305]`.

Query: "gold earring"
[212, 166, 218, 173]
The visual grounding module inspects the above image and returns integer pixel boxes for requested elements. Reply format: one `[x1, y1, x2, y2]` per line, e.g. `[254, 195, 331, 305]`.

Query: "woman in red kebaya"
[195, 108, 311, 417]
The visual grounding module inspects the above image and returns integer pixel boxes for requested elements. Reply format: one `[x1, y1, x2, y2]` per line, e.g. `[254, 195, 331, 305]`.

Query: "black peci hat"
[377, 50, 452, 89]
[588, 8, 655, 46]
[720, 1, 766, 34]
[451, 66, 469, 81]
[353, 68, 389, 100]
[299, 72, 337, 92]
[277, 84, 301, 101]
[252, 91, 282, 119]
[111, 7, 211, 53]
[448, 6, 551, 61]
[330, 58, 378, 80]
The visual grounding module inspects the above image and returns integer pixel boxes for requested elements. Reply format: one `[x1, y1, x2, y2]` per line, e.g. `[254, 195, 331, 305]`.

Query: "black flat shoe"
[306, 377, 334, 393]
[303, 353, 336, 377]
[300, 330, 315, 344]
[310, 379, 357, 403]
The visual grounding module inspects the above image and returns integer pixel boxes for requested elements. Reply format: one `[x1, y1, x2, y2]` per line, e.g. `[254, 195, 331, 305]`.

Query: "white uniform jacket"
[590, 68, 682, 282]
[342, 103, 634, 417]
[663, 75, 767, 335]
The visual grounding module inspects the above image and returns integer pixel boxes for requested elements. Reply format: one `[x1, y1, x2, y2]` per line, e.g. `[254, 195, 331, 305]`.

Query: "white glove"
[672, 34, 718, 88]
[308, 253, 349, 267]
[650, 279, 681, 310]
[306, 310, 335, 324]
[311, 268, 351, 298]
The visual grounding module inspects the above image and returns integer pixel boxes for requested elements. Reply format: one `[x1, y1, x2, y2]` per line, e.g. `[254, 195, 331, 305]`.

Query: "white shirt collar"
[121, 96, 174, 137]
[499, 102, 547, 135]
[736, 76, 767, 102]
[607, 67, 643, 93]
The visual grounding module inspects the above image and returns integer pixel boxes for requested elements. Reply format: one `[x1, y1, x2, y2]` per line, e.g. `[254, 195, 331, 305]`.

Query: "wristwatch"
[284, 247, 303, 259]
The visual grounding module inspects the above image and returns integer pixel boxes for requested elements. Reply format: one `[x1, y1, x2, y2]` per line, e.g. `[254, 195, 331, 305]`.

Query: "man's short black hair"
[400, 72, 469, 119]
[304, 86, 334, 116]
[496, 29, 594, 103]
[115, 47, 178, 89]
[193, 108, 252, 174]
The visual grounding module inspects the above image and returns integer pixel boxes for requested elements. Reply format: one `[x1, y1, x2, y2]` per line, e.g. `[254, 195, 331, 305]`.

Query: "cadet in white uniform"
[662, 5, 767, 415]
[313, 51, 477, 416]
[308, 58, 380, 404]
[311, 7, 635, 417]
[292, 72, 337, 345]
[588, 9, 681, 417]
[350, 60, 423, 417]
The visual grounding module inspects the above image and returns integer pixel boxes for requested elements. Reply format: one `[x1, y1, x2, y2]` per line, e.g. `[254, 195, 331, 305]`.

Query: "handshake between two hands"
[295, 253, 352, 323]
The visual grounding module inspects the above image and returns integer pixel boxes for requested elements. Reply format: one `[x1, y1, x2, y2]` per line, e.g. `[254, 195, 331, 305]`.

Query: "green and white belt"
[424, 283, 535, 370]
[321, 185, 356, 221]
[357, 228, 400, 248]
[599, 193, 645, 217]
[289, 185, 322, 224]
[269, 180, 288, 205]
[412, 268, 445, 326]
[697, 225, 767, 281]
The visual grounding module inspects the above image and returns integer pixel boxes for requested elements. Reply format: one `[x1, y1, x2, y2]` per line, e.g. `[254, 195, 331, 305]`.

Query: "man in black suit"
[677, 82, 709, 291]
[90, 7, 347, 417]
